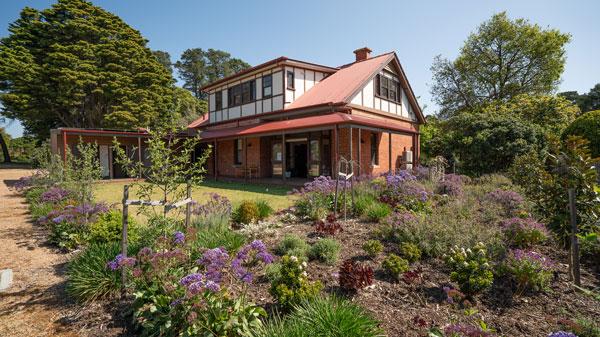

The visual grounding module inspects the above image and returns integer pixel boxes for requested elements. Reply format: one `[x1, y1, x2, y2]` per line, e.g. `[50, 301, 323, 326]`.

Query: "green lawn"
[94, 179, 295, 213]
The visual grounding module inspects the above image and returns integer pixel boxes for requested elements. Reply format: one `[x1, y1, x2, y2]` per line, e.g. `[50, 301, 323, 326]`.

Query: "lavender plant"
[500, 217, 548, 248]
[485, 189, 524, 216]
[190, 193, 232, 228]
[502, 249, 554, 294]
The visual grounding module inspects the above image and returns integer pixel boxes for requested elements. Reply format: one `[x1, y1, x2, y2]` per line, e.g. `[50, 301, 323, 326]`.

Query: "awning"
[198, 112, 417, 140]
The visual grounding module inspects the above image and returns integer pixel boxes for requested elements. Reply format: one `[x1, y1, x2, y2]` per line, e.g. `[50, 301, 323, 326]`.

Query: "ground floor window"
[234, 139, 243, 165]
[370, 133, 379, 165]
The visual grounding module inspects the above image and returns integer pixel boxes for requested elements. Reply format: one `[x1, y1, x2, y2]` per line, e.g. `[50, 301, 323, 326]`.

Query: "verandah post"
[121, 184, 129, 297]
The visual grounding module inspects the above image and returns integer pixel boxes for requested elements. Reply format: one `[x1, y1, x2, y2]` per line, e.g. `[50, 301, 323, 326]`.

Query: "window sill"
[286, 87, 295, 91]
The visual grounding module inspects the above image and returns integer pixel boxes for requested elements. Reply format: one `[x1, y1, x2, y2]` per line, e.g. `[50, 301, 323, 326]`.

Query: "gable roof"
[287, 52, 394, 110]
[188, 50, 425, 129]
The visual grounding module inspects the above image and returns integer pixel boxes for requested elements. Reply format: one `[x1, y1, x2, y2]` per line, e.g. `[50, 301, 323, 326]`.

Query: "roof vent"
[353, 47, 372, 62]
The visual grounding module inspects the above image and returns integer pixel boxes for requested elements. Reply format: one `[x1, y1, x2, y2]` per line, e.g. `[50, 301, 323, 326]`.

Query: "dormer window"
[287, 70, 295, 90]
[262, 75, 272, 98]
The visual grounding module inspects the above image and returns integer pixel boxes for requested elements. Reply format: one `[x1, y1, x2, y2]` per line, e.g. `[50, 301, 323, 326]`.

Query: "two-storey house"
[189, 47, 425, 181]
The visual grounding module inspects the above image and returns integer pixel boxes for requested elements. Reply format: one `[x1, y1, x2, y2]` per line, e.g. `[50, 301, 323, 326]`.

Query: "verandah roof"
[198, 112, 417, 141]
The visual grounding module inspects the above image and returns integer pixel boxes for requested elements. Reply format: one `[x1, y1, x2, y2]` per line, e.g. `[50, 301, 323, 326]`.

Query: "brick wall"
[335, 128, 416, 177]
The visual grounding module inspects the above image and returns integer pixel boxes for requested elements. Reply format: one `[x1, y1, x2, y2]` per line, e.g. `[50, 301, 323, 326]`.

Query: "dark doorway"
[112, 145, 130, 179]
[287, 142, 308, 178]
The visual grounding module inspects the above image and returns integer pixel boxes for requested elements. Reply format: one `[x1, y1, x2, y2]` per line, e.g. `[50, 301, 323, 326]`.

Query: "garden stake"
[121, 184, 129, 298]
[185, 180, 191, 227]
[568, 188, 581, 286]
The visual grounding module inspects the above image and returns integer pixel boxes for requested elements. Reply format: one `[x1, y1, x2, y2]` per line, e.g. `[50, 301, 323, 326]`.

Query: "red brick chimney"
[353, 47, 372, 62]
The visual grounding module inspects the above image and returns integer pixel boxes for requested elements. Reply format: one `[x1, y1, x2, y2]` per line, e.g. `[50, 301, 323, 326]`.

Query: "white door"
[99, 145, 110, 178]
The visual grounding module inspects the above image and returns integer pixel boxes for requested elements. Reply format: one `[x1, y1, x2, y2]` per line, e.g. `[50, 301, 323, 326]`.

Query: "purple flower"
[231, 240, 273, 283]
[40, 187, 71, 203]
[107, 253, 136, 271]
[548, 332, 577, 337]
[486, 189, 524, 214]
[197, 247, 229, 283]
[292, 176, 340, 195]
[191, 193, 232, 218]
[509, 249, 555, 270]
[173, 231, 185, 245]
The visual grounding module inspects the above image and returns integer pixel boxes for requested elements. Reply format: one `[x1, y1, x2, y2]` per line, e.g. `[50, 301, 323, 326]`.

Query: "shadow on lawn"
[200, 180, 292, 196]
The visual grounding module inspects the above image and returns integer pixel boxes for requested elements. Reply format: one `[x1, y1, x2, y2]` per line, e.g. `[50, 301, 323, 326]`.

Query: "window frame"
[286, 70, 295, 90]
[370, 133, 379, 166]
[234, 139, 243, 165]
[215, 90, 222, 110]
[376, 72, 402, 103]
[262, 74, 272, 98]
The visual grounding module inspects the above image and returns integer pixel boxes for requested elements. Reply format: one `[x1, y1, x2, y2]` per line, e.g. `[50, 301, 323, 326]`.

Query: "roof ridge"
[338, 51, 395, 69]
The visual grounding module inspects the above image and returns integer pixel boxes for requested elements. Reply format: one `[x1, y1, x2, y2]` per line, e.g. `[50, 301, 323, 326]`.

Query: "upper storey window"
[215, 91, 222, 110]
[375, 73, 401, 103]
[228, 79, 255, 107]
[286, 70, 295, 90]
[262, 74, 272, 98]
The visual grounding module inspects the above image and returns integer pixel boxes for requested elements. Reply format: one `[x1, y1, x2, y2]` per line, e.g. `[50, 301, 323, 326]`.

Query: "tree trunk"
[0, 134, 11, 163]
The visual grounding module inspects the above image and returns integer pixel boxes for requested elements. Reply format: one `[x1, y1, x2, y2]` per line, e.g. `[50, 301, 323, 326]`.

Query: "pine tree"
[0, 0, 176, 139]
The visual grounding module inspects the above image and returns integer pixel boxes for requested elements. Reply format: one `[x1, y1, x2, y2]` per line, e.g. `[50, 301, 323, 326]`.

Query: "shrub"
[378, 190, 503, 258]
[353, 193, 377, 217]
[191, 193, 232, 228]
[314, 213, 343, 236]
[25, 186, 45, 204]
[444, 243, 494, 296]
[502, 249, 554, 294]
[232, 200, 260, 224]
[88, 209, 139, 244]
[66, 241, 129, 302]
[381, 254, 409, 280]
[485, 189, 524, 216]
[264, 262, 282, 282]
[339, 259, 373, 291]
[109, 237, 272, 336]
[29, 202, 54, 222]
[436, 174, 467, 197]
[269, 255, 322, 310]
[559, 317, 600, 337]
[362, 240, 384, 258]
[239, 220, 281, 239]
[364, 201, 392, 222]
[256, 199, 274, 219]
[293, 176, 336, 220]
[379, 177, 430, 213]
[399, 242, 422, 263]
[258, 296, 383, 337]
[194, 225, 247, 253]
[500, 217, 548, 248]
[275, 234, 310, 258]
[309, 238, 341, 265]
[40, 187, 71, 203]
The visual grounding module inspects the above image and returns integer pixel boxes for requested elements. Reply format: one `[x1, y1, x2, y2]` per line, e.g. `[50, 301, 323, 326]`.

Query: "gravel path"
[0, 168, 78, 337]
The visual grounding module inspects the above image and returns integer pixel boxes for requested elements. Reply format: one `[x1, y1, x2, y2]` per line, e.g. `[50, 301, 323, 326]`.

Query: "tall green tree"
[175, 48, 250, 99]
[152, 50, 173, 75]
[173, 87, 207, 127]
[0, 0, 176, 139]
[431, 12, 571, 117]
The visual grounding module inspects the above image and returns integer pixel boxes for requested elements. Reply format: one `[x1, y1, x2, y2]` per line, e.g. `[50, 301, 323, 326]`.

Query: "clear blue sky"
[1, 0, 599, 137]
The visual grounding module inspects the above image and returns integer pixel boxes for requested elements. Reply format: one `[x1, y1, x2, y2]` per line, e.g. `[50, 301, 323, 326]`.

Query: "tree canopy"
[559, 83, 600, 114]
[0, 0, 176, 139]
[563, 110, 600, 158]
[430, 12, 571, 118]
[152, 50, 173, 75]
[175, 48, 250, 99]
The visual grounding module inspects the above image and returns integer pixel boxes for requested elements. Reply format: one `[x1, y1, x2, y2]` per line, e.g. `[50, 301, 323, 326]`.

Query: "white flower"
[302, 261, 307, 268]
[302, 271, 308, 277]
[466, 248, 472, 254]
[463, 262, 469, 267]
[290, 256, 298, 262]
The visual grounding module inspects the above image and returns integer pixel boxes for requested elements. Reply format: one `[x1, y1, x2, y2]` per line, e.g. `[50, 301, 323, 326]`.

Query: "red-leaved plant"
[338, 259, 373, 291]
[314, 213, 343, 236]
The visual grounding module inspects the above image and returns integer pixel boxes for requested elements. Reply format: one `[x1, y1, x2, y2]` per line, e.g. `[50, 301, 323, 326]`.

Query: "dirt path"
[0, 168, 79, 337]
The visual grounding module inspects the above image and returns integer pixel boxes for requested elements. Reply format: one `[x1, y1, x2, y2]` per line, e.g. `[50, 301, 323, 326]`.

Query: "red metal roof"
[198, 112, 416, 140]
[286, 53, 394, 110]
